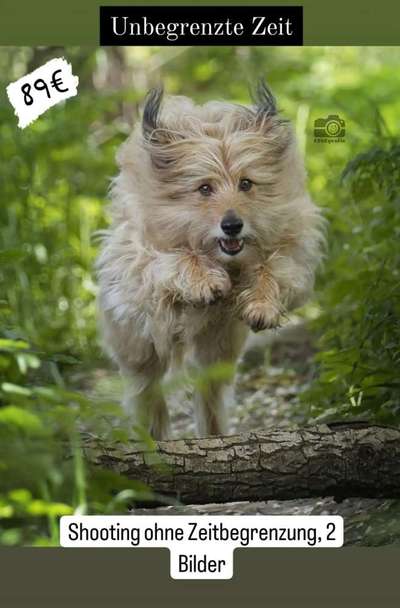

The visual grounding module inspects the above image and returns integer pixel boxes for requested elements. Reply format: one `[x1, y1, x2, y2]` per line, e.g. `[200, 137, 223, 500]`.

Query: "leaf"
[1, 383, 32, 396]
[0, 406, 44, 433]
[0, 339, 30, 352]
[26, 500, 73, 517]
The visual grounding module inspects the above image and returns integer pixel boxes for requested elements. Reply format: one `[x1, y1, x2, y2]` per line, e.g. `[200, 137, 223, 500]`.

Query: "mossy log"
[83, 423, 400, 504]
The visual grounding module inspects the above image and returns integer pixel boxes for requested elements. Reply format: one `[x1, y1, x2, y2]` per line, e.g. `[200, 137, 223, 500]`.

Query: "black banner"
[99, 5, 303, 46]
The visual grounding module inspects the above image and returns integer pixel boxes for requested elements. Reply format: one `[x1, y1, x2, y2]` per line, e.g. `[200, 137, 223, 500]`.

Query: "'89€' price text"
[6, 57, 79, 128]
[21, 69, 70, 106]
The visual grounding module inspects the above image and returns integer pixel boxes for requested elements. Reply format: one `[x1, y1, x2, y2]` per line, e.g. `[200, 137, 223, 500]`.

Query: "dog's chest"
[175, 299, 237, 342]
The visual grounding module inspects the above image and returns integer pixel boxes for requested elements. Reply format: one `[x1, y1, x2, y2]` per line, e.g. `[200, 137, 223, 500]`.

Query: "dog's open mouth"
[218, 238, 244, 256]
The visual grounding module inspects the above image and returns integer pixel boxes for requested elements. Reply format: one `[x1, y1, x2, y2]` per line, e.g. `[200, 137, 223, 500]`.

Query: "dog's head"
[117, 81, 307, 263]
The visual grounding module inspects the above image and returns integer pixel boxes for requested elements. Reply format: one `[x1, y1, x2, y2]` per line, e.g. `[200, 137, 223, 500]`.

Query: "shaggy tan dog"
[97, 82, 323, 439]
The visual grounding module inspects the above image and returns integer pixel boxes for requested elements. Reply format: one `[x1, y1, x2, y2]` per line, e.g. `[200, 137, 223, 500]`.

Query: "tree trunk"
[83, 423, 400, 504]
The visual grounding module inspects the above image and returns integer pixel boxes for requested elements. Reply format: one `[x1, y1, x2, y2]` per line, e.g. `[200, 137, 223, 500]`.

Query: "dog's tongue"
[222, 238, 241, 252]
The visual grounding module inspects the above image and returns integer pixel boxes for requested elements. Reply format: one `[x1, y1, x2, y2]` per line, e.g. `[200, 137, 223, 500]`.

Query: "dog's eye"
[239, 178, 253, 192]
[198, 184, 213, 197]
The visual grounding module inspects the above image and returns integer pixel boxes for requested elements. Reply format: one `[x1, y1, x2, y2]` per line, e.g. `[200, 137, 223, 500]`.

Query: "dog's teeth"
[218, 237, 244, 255]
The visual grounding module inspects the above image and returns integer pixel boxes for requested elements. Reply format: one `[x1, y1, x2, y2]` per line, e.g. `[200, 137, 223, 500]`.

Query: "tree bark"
[83, 422, 400, 504]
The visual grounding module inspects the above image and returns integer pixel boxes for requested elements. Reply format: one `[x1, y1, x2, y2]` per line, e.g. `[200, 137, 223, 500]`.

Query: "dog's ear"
[250, 79, 292, 155]
[142, 86, 186, 169]
[251, 78, 278, 121]
[142, 86, 164, 143]
[142, 86, 183, 145]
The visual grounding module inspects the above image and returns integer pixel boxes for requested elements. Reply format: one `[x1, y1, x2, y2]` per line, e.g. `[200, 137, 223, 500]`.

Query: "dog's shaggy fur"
[97, 82, 323, 439]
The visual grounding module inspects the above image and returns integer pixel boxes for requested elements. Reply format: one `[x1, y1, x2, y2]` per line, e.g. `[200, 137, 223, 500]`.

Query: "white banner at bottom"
[60, 515, 344, 579]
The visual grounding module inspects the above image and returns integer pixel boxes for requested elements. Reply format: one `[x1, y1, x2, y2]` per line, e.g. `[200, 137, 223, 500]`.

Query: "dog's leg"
[122, 375, 169, 441]
[155, 250, 232, 307]
[237, 264, 283, 332]
[121, 354, 169, 441]
[190, 322, 247, 437]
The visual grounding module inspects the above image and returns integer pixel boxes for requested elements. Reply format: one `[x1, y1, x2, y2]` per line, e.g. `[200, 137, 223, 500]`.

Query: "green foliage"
[302, 142, 400, 422]
[0, 323, 158, 545]
[0, 92, 126, 357]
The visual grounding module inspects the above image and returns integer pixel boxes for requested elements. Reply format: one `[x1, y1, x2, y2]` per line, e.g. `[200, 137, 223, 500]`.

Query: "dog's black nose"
[221, 210, 243, 236]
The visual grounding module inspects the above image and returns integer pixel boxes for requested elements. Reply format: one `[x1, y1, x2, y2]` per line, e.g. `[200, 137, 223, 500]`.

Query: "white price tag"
[6, 57, 79, 129]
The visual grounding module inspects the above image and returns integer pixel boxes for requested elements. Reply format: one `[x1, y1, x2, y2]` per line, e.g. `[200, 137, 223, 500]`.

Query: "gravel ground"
[154, 320, 314, 438]
[132, 498, 400, 547]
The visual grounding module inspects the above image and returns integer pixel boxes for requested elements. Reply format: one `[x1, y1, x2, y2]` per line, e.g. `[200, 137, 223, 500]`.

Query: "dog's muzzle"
[219, 209, 244, 256]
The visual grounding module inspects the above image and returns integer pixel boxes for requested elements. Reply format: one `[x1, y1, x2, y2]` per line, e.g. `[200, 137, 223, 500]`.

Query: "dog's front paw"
[190, 269, 232, 306]
[241, 301, 281, 332]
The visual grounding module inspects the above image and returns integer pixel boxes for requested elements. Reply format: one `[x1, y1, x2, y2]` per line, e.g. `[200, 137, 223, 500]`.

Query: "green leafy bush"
[0, 94, 126, 356]
[0, 320, 158, 546]
[302, 142, 400, 422]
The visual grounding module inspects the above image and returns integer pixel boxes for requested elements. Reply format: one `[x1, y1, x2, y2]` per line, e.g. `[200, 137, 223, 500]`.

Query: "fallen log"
[83, 422, 400, 504]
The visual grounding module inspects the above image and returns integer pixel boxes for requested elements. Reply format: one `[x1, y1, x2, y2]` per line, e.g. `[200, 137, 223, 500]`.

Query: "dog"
[96, 81, 323, 440]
